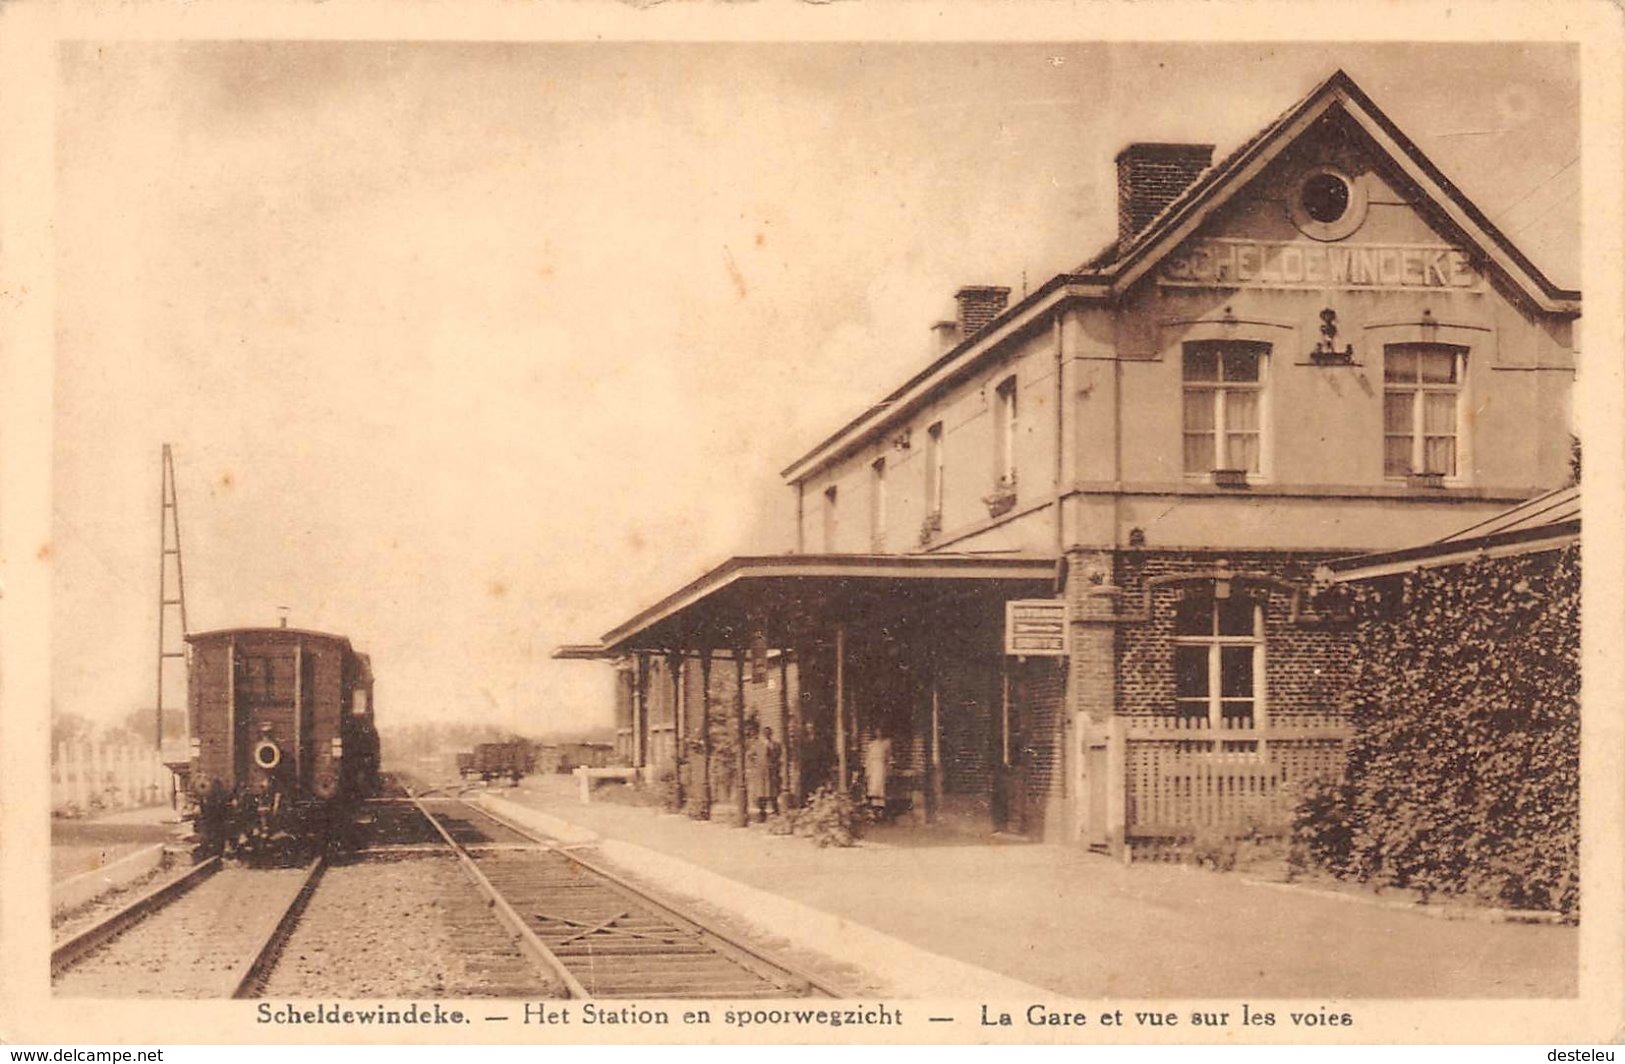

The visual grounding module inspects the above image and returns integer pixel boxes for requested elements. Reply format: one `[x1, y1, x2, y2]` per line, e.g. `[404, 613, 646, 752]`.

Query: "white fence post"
[77, 742, 92, 811]
[51, 740, 178, 816]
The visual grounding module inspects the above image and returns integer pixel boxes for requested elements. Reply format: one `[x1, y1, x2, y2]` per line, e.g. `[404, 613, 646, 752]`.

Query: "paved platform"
[486, 775, 1577, 999]
[51, 803, 182, 882]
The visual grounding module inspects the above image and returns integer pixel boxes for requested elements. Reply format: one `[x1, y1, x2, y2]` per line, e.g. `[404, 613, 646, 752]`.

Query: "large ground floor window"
[1173, 587, 1264, 745]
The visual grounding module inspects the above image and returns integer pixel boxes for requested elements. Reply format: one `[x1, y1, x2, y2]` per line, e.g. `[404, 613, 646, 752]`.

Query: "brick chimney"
[954, 285, 1011, 339]
[1115, 143, 1214, 245]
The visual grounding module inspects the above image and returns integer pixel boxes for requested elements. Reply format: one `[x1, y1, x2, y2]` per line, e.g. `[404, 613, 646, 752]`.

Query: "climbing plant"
[1295, 545, 1579, 916]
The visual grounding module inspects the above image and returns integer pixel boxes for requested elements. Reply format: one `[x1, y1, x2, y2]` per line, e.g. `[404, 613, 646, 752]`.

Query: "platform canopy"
[556, 553, 1059, 657]
[1322, 485, 1580, 582]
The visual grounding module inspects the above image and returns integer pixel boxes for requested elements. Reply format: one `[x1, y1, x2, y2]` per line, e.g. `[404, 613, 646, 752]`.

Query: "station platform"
[51, 802, 182, 883]
[477, 774, 1576, 1000]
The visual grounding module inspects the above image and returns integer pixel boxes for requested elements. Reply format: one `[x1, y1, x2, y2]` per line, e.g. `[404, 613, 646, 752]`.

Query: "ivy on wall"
[1295, 545, 1579, 915]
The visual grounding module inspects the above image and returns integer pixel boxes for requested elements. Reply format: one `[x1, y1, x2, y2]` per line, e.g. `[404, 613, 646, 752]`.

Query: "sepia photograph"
[2, 4, 1622, 1048]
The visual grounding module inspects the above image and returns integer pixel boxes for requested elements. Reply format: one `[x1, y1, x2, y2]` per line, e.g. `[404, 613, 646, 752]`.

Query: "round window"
[1289, 166, 1367, 241]
[1301, 173, 1350, 223]
[253, 739, 282, 770]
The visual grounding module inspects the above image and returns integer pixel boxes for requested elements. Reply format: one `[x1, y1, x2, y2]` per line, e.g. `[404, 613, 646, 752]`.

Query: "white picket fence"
[51, 742, 174, 816]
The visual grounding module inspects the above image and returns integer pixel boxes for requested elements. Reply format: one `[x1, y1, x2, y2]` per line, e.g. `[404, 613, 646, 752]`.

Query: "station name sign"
[1005, 600, 1069, 657]
[1160, 238, 1481, 291]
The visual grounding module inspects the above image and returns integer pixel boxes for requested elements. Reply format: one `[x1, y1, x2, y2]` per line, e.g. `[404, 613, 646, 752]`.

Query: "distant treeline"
[53, 707, 186, 749]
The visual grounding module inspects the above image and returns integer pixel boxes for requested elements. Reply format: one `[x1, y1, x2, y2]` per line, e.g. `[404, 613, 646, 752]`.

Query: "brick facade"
[1110, 549, 1356, 722]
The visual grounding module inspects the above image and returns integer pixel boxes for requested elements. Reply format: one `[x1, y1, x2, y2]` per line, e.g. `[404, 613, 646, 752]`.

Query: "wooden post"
[1001, 661, 1012, 767]
[698, 648, 713, 820]
[668, 652, 685, 812]
[833, 625, 848, 791]
[778, 650, 792, 811]
[1106, 715, 1127, 861]
[930, 677, 944, 819]
[735, 651, 749, 827]
[293, 638, 304, 793]
[634, 654, 650, 770]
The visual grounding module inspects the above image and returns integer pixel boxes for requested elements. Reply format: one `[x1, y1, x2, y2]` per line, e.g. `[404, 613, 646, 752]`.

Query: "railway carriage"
[187, 626, 379, 853]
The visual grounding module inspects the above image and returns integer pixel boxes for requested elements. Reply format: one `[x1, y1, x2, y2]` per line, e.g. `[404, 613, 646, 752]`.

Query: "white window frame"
[1383, 343, 1468, 482]
[869, 457, 887, 552]
[1182, 342, 1269, 478]
[1172, 595, 1266, 745]
[993, 376, 1018, 486]
[925, 421, 945, 520]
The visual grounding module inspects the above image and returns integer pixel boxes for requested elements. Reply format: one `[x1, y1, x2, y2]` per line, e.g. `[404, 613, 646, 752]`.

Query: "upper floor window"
[925, 421, 944, 518]
[822, 485, 839, 552]
[1183, 342, 1266, 475]
[1173, 589, 1263, 735]
[1384, 343, 1465, 479]
[993, 376, 1018, 485]
[869, 457, 887, 552]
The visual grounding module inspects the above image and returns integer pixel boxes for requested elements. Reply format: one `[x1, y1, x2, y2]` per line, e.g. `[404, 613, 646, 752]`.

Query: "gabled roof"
[1091, 69, 1580, 313]
[781, 69, 1579, 486]
[1324, 485, 1580, 581]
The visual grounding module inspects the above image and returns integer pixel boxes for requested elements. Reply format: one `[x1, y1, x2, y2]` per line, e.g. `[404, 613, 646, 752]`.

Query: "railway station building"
[556, 70, 1578, 853]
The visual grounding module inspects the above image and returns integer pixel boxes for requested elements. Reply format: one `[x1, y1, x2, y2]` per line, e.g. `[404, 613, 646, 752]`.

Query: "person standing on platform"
[864, 731, 893, 819]
[752, 726, 782, 822]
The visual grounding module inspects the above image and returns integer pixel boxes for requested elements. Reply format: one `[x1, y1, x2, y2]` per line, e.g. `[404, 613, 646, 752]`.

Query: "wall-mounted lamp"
[1311, 308, 1355, 364]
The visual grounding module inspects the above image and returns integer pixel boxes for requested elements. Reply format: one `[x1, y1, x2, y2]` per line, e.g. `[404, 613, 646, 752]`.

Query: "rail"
[230, 856, 327, 998]
[471, 799, 843, 998]
[51, 856, 220, 977]
[407, 794, 591, 997]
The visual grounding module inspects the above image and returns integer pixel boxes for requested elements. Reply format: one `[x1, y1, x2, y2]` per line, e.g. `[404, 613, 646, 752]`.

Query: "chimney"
[930, 319, 960, 353]
[954, 285, 1011, 340]
[1115, 142, 1214, 244]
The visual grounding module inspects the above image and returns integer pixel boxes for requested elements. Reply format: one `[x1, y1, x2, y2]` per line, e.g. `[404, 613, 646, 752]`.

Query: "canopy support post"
[734, 650, 749, 827]
[778, 649, 793, 811]
[834, 625, 848, 791]
[668, 650, 685, 813]
[697, 648, 713, 820]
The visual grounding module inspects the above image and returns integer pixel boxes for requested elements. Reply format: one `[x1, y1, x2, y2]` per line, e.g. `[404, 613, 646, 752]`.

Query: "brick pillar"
[1069, 548, 1126, 855]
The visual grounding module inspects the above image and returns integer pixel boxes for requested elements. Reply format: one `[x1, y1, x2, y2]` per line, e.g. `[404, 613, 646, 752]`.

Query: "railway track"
[53, 775, 841, 999]
[408, 794, 841, 999]
[52, 854, 324, 998]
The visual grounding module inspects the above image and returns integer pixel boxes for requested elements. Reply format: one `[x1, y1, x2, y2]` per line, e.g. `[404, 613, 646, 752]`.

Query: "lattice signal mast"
[155, 444, 190, 752]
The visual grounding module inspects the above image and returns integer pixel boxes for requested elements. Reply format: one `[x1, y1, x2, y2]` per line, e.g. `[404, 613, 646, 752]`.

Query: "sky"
[50, 41, 1579, 739]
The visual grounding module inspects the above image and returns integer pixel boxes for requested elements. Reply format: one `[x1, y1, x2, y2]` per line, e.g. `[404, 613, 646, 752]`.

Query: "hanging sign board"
[1005, 600, 1070, 656]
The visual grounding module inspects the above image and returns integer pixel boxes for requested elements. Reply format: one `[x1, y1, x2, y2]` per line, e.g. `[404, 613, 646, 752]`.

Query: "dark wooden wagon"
[186, 626, 379, 854]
